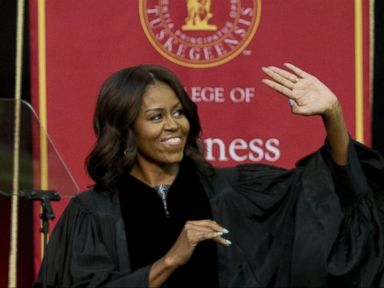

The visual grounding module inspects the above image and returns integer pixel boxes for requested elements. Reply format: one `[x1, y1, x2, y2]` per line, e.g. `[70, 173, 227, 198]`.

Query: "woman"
[35, 64, 384, 287]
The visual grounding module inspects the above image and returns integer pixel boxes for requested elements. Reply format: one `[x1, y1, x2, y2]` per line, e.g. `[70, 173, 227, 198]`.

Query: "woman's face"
[132, 82, 190, 169]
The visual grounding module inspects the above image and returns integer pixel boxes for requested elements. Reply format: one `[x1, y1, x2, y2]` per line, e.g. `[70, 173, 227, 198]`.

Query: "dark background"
[372, 1, 384, 156]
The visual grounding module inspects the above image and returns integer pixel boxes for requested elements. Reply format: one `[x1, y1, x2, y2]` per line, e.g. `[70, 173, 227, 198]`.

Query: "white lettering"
[190, 87, 225, 103]
[204, 138, 229, 161]
[203, 47, 214, 60]
[176, 44, 186, 57]
[265, 138, 280, 161]
[224, 37, 239, 47]
[146, 6, 159, 15]
[156, 29, 165, 40]
[228, 138, 248, 161]
[214, 44, 226, 56]
[241, 8, 253, 17]
[149, 17, 161, 28]
[234, 27, 246, 38]
[189, 47, 200, 60]
[248, 139, 264, 161]
[203, 137, 281, 163]
[229, 87, 255, 103]
[163, 37, 173, 51]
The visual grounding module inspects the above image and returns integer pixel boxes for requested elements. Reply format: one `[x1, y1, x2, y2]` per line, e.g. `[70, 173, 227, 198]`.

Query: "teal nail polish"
[225, 239, 232, 246]
[222, 228, 229, 234]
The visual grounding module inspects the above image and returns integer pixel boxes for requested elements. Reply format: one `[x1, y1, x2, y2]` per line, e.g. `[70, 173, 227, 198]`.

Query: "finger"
[262, 67, 295, 89]
[183, 222, 230, 246]
[183, 227, 232, 247]
[262, 79, 293, 98]
[283, 63, 310, 78]
[187, 220, 228, 233]
[212, 236, 232, 247]
[184, 221, 230, 241]
[186, 224, 216, 234]
[267, 66, 299, 86]
[195, 233, 232, 248]
[188, 230, 222, 245]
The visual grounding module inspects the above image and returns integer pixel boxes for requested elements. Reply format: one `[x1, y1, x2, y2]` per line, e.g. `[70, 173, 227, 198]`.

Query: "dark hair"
[86, 64, 213, 190]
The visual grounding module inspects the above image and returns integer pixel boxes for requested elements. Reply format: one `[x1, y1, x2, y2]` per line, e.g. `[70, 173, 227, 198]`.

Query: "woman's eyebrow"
[144, 107, 163, 113]
[171, 102, 182, 109]
[144, 102, 182, 113]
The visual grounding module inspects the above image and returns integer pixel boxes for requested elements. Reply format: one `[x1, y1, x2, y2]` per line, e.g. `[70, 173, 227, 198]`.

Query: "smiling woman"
[130, 83, 190, 185]
[34, 64, 384, 288]
[85, 65, 213, 192]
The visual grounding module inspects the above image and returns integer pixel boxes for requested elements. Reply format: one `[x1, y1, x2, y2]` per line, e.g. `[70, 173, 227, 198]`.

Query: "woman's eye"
[173, 109, 185, 117]
[149, 114, 162, 121]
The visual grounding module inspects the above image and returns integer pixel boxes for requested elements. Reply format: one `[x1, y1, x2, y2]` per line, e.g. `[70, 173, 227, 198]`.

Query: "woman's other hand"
[149, 220, 229, 287]
[164, 219, 230, 267]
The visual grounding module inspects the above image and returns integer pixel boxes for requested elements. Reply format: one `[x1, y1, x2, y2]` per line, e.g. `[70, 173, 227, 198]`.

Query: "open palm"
[262, 63, 338, 116]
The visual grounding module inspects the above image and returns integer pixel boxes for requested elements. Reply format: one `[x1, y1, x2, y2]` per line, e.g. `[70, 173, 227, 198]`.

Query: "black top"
[118, 160, 218, 287]
[34, 139, 384, 287]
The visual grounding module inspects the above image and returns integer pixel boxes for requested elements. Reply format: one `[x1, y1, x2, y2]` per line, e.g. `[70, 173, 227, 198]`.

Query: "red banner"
[26, 0, 371, 281]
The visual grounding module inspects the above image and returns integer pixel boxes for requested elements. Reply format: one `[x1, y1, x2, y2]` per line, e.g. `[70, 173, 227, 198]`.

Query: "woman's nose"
[164, 116, 179, 130]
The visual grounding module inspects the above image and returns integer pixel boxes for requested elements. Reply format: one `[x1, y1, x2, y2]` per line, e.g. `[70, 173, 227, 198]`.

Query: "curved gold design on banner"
[139, 0, 261, 68]
[38, 0, 49, 258]
[355, 0, 364, 143]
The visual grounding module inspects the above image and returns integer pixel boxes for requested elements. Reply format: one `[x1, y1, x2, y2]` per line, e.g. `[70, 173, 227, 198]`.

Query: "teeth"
[163, 137, 181, 144]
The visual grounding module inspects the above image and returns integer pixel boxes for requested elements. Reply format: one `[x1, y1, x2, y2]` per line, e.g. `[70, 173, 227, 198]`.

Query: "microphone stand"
[21, 190, 61, 288]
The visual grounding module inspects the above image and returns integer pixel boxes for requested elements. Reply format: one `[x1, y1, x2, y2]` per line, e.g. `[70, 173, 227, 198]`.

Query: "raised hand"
[261, 62, 349, 165]
[261, 63, 339, 117]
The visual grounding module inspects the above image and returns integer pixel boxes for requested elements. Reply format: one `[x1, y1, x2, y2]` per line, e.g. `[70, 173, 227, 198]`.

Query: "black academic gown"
[34, 139, 384, 287]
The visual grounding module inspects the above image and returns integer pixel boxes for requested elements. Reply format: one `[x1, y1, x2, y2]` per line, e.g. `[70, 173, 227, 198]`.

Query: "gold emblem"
[139, 0, 261, 68]
[182, 0, 217, 31]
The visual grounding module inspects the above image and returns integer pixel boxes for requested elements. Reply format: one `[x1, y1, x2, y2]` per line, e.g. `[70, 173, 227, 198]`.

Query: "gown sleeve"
[214, 138, 384, 287]
[295, 138, 384, 287]
[33, 192, 152, 288]
[323, 139, 384, 286]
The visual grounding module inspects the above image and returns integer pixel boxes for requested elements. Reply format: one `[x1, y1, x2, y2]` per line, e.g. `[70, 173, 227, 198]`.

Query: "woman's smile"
[160, 136, 183, 146]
